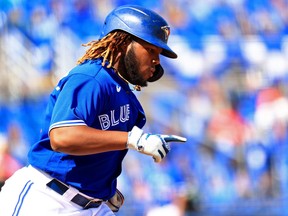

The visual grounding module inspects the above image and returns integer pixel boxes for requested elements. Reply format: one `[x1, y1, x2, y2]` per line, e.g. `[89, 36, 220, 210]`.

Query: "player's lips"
[150, 67, 155, 77]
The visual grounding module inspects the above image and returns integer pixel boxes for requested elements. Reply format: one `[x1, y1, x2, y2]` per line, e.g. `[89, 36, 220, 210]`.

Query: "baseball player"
[0, 5, 186, 216]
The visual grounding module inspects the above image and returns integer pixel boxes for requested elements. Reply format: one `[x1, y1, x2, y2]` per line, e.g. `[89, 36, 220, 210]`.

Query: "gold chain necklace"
[113, 68, 141, 91]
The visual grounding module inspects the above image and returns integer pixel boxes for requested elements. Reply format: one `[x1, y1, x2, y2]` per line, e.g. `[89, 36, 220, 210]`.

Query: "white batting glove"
[127, 126, 187, 163]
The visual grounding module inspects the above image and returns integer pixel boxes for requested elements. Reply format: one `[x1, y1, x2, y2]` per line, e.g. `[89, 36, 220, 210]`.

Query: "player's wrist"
[127, 126, 143, 150]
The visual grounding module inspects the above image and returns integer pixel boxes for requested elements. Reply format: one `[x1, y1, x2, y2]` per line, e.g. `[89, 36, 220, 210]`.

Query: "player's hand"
[127, 126, 187, 163]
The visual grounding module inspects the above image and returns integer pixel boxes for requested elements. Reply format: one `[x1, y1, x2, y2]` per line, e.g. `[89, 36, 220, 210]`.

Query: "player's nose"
[152, 58, 160, 65]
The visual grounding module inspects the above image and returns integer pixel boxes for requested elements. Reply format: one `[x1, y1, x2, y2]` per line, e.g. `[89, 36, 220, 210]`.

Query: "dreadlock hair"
[77, 31, 132, 68]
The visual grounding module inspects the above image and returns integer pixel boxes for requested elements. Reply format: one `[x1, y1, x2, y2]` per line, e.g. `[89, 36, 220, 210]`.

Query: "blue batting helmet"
[100, 5, 177, 59]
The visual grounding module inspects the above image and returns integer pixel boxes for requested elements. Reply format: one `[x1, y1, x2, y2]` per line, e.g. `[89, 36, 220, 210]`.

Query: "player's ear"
[147, 64, 164, 82]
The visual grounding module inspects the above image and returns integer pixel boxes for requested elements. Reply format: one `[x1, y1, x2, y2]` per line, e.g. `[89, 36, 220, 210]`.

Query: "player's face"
[123, 38, 162, 86]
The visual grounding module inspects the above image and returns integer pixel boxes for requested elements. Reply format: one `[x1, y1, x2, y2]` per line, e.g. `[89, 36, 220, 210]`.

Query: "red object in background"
[208, 108, 247, 146]
[256, 87, 282, 106]
[0, 152, 22, 182]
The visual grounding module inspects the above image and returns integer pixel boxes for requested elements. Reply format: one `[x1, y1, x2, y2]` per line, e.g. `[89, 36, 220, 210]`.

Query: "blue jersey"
[28, 59, 146, 200]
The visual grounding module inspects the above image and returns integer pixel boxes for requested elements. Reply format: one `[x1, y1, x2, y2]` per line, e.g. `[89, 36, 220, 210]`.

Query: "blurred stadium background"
[1, 0, 288, 215]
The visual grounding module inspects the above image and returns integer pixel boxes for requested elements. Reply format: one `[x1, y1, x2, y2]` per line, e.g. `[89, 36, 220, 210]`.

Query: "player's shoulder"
[56, 58, 114, 90]
[69, 59, 107, 78]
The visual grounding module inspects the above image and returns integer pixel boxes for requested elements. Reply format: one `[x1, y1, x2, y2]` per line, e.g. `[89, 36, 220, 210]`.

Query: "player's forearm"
[49, 125, 128, 155]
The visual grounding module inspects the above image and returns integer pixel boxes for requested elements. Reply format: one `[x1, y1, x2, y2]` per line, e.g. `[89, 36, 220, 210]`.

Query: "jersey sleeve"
[49, 74, 104, 132]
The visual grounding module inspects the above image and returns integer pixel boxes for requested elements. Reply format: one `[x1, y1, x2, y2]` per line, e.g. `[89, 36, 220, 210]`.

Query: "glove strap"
[127, 126, 143, 150]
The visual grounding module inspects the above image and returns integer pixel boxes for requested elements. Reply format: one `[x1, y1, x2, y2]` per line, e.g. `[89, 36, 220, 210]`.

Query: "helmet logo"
[161, 26, 170, 41]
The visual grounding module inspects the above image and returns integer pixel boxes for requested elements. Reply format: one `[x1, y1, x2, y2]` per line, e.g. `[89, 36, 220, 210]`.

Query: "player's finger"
[163, 135, 187, 143]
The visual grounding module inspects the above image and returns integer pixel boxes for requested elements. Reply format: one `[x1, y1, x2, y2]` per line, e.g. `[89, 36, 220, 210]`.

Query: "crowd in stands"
[1, 0, 288, 215]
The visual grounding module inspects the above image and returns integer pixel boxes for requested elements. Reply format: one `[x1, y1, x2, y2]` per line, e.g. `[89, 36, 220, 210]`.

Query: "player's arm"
[50, 125, 187, 163]
[49, 125, 128, 155]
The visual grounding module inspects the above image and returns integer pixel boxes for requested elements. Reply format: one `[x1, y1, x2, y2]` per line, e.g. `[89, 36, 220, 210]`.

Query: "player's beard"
[119, 45, 148, 87]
